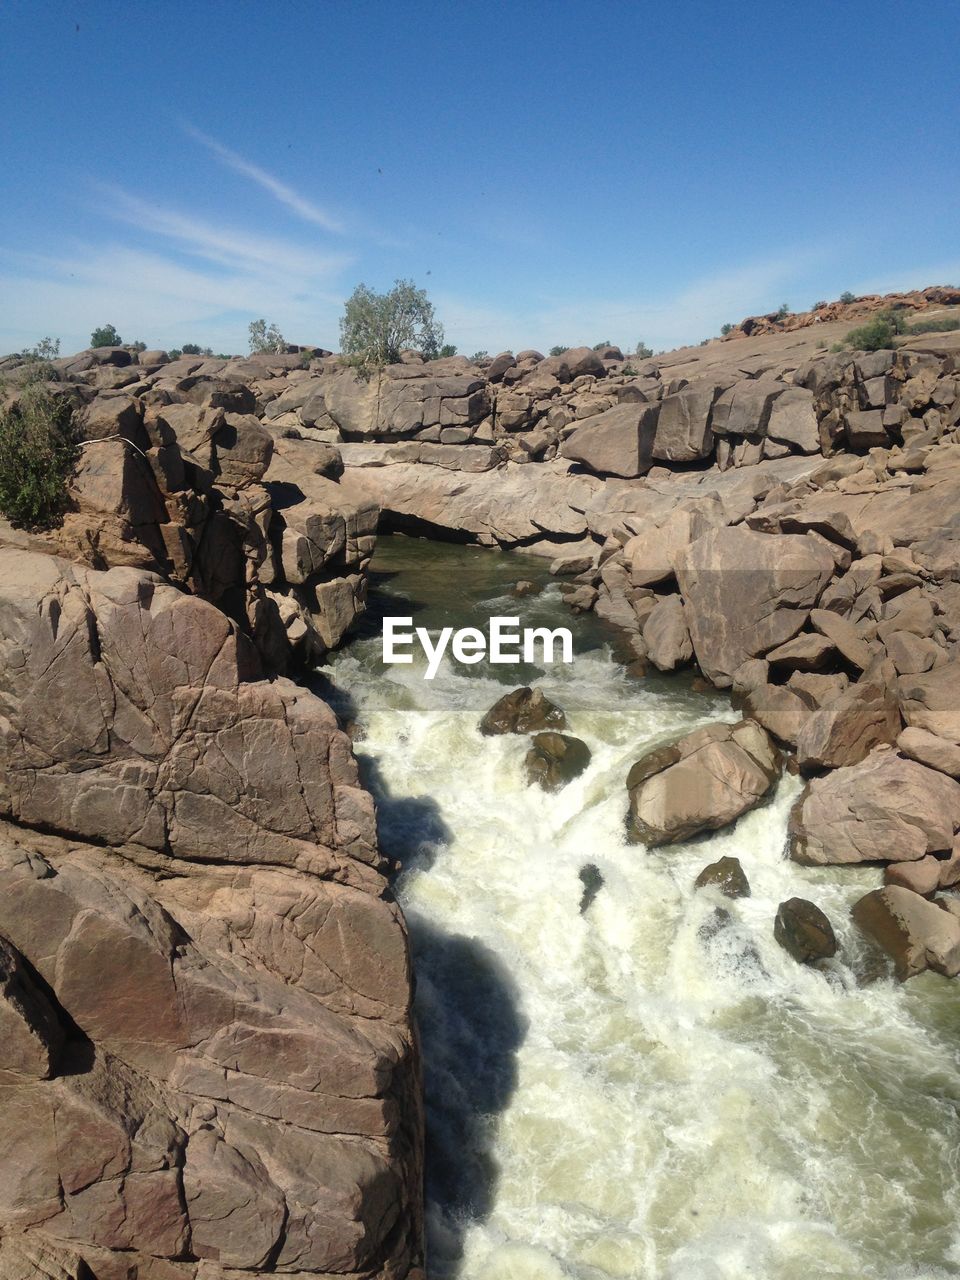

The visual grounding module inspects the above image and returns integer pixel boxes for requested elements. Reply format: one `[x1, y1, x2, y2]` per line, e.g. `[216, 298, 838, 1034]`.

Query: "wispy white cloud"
[96, 185, 351, 280]
[436, 249, 826, 354]
[182, 122, 344, 233]
[0, 238, 350, 356]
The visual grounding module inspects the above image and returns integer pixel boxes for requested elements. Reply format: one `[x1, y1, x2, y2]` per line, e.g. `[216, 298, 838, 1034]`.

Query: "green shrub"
[29, 337, 60, 361]
[90, 323, 122, 348]
[634, 340, 653, 358]
[720, 323, 734, 336]
[181, 342, 202, 355]
[249, 319, 286, 354]
[621, 363, 639, 376]
[843, 309, 906, 351]
[0, 381, 78, 529]
[471, 350, 489, 363]
[168, 348, 182, 360]
[839, 291, 856, 304]
[775, 303, 791, 319]
[340, 280, 443, 374]
[903, 315, 960, 336]
[548, 345, 569, 357]
[435, 343, 458, 359]
[592, 339, 612, 351]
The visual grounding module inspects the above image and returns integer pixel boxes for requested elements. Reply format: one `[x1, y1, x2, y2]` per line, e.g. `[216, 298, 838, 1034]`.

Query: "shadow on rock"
[408, 916, 528, 1276]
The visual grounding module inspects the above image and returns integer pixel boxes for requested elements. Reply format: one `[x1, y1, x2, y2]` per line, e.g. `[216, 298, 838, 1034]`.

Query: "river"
[324, 534, 960, 1280]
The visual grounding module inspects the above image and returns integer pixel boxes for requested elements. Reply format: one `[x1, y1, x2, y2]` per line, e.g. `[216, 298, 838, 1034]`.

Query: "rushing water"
[325, 535, 960, 1280]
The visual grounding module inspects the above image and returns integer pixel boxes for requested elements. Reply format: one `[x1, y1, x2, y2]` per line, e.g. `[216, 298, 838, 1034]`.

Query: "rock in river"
[774, 897, 838, 964]
[524, 731, 591, 791]
[479, 686, 567, 735]
[694, 855, 751, 898]
[627, 719, 780, 847]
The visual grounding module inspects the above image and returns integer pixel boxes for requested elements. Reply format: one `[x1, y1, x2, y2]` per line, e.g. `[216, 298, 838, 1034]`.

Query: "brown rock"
[897, 726, 960, 778]
[479, 686, 567, 735]
[884, 855, 942, 896]
[766, 386, 820, 453]
[795, 662, 901, 772]
[899, 662, 960, 743]
[652, 378, 726, 461]
[808, 608, 875, 671]
[774, 898, 838, 964]
[628, 719, 780, 846]
[561, 403, 659, 478]
[676, 526, 837, 686]
[0, 936, 65, 1078]
[790, 748, 960, 864]
[743, 682, 813, 746]
[694, 855, 751, 898]
[852, 886, 960, 979]
[524, 732, 591, 791]
[642, 594, 694, 672]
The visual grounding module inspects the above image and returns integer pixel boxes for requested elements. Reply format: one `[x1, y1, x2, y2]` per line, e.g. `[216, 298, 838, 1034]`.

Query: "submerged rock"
[578, 863, 604, 913]
[479, 686, 567, 735]
[694, 855, 751, 898]
[852, 886, 960, 980]
[627, 719, 780, 847]
[774, 898, 838, 964]
[524, 732, 591, 791]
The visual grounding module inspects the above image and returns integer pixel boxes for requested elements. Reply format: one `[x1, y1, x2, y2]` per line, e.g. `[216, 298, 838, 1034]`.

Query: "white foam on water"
[329, 604, 960, 1280]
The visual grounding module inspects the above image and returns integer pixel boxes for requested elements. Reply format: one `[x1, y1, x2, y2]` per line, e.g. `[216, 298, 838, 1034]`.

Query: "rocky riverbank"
[0, 286, 958, 1272]
[0, 351, 421, 1277]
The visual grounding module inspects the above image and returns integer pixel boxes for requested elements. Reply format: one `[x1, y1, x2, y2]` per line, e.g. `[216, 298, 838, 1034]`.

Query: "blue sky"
[2, 0, 959, 357]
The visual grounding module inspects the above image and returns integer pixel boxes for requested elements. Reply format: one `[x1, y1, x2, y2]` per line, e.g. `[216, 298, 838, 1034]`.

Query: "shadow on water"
[357, 746, 527, 1276]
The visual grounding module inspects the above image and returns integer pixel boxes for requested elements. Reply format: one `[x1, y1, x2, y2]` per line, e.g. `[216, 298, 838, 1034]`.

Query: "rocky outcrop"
[0, 546, 422, 1276]
[627, 719, 780, 846]
[789, 748, 960, 865]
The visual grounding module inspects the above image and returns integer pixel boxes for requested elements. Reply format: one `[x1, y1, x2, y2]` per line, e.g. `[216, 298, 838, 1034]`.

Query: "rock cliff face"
[0, 353, 422, 1276]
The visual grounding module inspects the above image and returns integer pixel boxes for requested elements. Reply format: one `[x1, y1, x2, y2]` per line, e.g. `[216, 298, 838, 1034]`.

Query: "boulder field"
[1, 292, 960, 1266]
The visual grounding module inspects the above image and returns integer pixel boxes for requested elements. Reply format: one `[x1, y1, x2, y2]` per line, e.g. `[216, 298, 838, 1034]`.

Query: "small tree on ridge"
[340, 280, 444, 373]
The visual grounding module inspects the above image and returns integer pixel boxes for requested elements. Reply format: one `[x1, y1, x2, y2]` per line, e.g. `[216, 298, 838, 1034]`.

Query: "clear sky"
[2, 0, 959, 358]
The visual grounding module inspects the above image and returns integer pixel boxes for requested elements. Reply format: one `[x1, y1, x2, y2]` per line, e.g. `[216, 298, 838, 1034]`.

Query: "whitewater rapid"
[326, 537, 960, 1280]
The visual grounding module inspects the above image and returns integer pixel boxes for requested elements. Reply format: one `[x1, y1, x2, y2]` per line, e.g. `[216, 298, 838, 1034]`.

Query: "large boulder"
[675, 527, 837, 686]
[766, 387, 821, 453]
[711, 376, 785, 439]
[561, 403, 659, 478]
[321, 367, 488, 439]
[789, 748, 960, 865]
[627, 719, 780, 846]
[897, 726, 960, 778]
[899, 662, 960, 743]
[652, 378, 726, 462]
[479, 686, 567, 735]
[795, 662, 901, 772]
[852, 886, 960, 979]
[642, 593, 694, 671]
